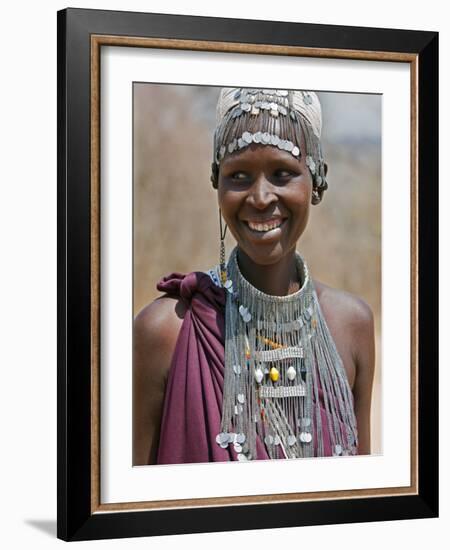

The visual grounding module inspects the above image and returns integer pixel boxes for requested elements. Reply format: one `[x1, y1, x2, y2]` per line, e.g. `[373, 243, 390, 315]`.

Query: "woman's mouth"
[247, 219, 284, 232]
[243, 218, 287, 239]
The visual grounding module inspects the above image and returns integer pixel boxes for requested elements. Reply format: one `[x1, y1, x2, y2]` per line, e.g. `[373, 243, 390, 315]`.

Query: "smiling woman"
[217, 139, 314, 276]
[133, 87, 375, 466]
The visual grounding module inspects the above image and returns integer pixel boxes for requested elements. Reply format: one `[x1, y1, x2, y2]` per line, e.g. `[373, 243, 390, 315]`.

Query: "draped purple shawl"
[155, 270, 348, 464]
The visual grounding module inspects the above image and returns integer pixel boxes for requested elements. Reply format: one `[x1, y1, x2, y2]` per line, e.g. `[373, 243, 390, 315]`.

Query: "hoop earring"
[219, 208, 228, 284]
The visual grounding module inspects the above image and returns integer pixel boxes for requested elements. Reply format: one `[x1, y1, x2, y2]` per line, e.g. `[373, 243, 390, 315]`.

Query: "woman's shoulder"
[313, 278, 375, 378]
[134, 266, 224, 384]
[134, 294, 187, 373]
[134, 265, 224, 352]
[313, 278, 374, 328]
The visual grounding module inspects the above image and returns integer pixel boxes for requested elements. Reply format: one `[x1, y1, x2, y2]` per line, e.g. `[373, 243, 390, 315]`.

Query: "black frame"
[57, 7, 438, 541]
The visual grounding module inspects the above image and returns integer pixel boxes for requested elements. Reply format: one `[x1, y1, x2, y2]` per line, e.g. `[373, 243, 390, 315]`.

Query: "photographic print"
[132, 84, 382, 467]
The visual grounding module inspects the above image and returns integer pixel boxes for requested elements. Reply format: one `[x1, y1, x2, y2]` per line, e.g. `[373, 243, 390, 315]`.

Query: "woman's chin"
[237, 241, 288, 267]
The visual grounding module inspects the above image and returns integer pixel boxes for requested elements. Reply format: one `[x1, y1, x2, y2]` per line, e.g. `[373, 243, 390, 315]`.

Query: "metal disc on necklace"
[236, 432, 246, 444]
[287, 434, 297, 446]
[237, 393, 245, 404]
[300, 431, 312, 443]
[234, 443, 243, 453]
[264, 435, 274, 446]
[216, 432, 230, 445]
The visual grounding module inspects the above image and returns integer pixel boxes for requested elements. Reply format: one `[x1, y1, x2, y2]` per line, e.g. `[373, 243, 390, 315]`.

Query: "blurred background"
[133, 84, 382, 454]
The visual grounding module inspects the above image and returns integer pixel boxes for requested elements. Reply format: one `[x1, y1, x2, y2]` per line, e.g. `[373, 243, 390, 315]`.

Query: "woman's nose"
[247, 173, 277, 210]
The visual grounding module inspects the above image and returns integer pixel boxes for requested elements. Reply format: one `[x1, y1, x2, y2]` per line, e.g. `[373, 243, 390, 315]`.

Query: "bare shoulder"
[134, 294, 187, 339]
[134, 294, 188, 380]
[313, 278, 375, 372]
[313, 278, 374, 330]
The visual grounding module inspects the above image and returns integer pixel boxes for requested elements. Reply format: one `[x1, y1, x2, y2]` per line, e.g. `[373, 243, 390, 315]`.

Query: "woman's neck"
[236, 247, 302, 296]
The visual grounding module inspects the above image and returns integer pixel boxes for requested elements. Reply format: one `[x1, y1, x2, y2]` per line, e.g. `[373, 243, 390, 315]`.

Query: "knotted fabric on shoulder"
[155, 271, 270, 464]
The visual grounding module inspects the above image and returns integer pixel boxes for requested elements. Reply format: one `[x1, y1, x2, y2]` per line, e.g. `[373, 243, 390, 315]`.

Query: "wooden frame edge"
[89, 33, 420, 514]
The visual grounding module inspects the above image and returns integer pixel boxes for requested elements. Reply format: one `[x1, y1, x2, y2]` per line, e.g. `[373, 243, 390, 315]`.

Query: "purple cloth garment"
[155, 270, 352, 464]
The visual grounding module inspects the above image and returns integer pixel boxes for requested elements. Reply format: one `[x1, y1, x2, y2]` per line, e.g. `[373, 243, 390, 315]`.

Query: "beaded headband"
[210, 87, 328, 203]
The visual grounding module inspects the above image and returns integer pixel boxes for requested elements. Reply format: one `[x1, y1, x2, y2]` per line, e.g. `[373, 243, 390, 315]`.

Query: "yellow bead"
[269, 367, 279, 382]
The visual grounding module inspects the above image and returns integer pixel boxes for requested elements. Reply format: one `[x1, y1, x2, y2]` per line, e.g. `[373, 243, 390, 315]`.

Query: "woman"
[133, 88, 375, 465]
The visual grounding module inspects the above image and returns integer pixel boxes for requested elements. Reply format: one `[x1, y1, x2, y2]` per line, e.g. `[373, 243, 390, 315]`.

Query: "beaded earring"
[219, 208, 228, 285]
[311, 187, 322, 205]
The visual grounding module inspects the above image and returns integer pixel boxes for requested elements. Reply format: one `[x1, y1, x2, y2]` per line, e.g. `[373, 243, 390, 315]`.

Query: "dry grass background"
[133, 84, 382, 454]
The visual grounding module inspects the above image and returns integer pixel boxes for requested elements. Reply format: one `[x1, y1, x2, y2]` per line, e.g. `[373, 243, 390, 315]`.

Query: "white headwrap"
[211, 87, 328, 203]
[216, 87, 323, 140]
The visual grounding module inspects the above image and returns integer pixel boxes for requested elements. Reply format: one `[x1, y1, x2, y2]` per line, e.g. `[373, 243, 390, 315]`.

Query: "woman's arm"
[133, 296, 186, 465]
[350, 299, 376, 455]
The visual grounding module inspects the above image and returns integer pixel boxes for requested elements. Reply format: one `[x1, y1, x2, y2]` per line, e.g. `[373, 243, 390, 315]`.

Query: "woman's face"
[217, 136, 313, 266]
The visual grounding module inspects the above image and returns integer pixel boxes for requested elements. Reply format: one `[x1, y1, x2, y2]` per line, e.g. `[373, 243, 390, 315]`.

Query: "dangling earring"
[219, 208, 228, 285]
[311, 187, 321, 205]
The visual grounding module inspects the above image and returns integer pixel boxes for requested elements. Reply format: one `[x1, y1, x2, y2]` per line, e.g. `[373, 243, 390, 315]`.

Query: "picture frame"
[57, 7, 438, 541]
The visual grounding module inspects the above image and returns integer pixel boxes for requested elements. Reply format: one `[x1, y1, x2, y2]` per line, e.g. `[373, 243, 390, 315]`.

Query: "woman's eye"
[226, 169, 296, 182]
[231, 171, 249, 181]
[275, 170, 293, 179]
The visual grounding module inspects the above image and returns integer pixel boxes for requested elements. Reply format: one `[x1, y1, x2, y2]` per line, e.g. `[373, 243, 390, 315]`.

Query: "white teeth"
[248, 220, 283, 232]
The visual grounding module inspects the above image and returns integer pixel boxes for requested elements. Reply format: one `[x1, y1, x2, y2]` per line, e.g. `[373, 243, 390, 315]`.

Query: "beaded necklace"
[215, 246, 359, 461]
